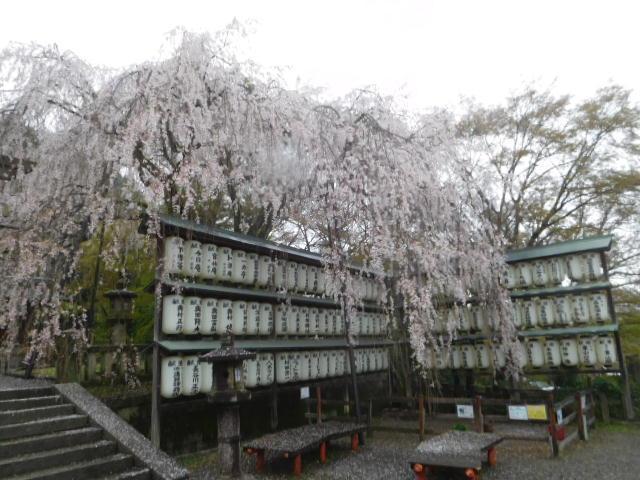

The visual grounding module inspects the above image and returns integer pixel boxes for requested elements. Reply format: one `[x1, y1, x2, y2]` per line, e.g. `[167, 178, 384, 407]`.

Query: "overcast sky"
[2, 0, 639, 111]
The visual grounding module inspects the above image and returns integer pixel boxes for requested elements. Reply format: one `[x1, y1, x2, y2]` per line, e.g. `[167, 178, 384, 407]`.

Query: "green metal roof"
[156, 214, 376, 274]
[163, 280, 383, 311]
[509, 281, 611, 299]
[506, 235, 613, 263]
[455, 323, 618, 342]
[158, 337, 394, 352]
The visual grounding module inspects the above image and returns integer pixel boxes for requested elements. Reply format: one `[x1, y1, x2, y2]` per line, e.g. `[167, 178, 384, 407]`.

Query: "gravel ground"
[191, 425, 640, 479]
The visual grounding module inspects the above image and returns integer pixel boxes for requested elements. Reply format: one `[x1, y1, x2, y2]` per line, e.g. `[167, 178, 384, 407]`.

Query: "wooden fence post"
[473, 396, 484, 433]
[576, 392, 588, 441]
[547, 393, 559, 457]
[418, 394, 425, 441]
[316, 386, 322, 424]
[597, 392, 611, 424]
[588, 389, 597, 431]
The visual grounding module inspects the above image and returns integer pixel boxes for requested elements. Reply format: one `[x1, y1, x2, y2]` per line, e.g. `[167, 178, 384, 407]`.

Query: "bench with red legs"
[244, 421, 367, 476]
[409, 431, 503, 480]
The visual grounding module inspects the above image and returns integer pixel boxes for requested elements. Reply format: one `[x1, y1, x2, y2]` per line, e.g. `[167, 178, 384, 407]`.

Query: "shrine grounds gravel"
[190, 423, 640, 479]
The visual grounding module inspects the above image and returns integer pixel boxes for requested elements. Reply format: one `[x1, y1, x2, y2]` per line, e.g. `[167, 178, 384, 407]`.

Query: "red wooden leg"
[412, 463, 428, 480]
[257, 449, 265, 472]
[487, 446, 497, 467]
[351, 433, 359, 451]
[320, 441, 327, 462]
[464, 468, 479, 479]
[293, 454, 302, 475]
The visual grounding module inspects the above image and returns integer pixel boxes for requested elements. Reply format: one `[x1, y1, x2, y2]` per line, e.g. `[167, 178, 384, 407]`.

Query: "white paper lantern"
[571, 295, 590, 324]
[553, 296, 573, 326]
[337, 351, 347, 376]
[183, 240, 202, 277]
[470, 306, 486, 332]
[290, 353, 301, 382]
[578, 336, 597, 366]
[258, 303, 273, 335]
[502, 264, 517, 289]
[517, 263, 533, 288]
[164, 237, 184, 275]
[449, 346, 462, 369]
[275, 353, 291, 383]
[299, 352, 311, 381]
[231, 300, 248, 335]
[216, 299, 233, 335]
[181, 356, 201, 396]
[309, 308, 320, 335]
[258, 353, 275, 386]
[183, 297, 202, 335]
[434, 349, 447, 369]
[231, 250, 248, 284]
[318, 309, 329, 335]
[475, 343, 491, 369]
[522, 300, 538, 329]
[286, 261, 298, 290]
[460, 345, 476, 369]
[218, 247, 233, 281]
[532, 260, 549, 286]
[256, 256, 273, 286]
[457, 308, 471, 332]
[296, 263, 308, 292]
[537, 298, 555, 327]
[328, 350, 338, 377]
[245, 253, 259, 285]
[200, 361, 213, 393]
[589, 293, 610, 323]
[274, 260, 287, 289]
[315, 269, 326, 294]
[560, 338, 579, 366]
[596, 335, 618, 366]
[161, 356, 182, 398]
[566, 255, 587, 283]
[242, 356, 259, 388]
[310, 351, 320, 378]
[583, 252, 604, 281]
[319, 351, 329, 377]
[544, 339, 562, 367]
[246, 302, 260, 335]
[162, 295, 184, 334]
[526, 339, 544, 368]
[297, 307, 309, 335]
[492, 347, 506, 369]
[511, 301, 523, 329]
[202, 244, 218, 280]
[548, 257, 566, 285]
[275, 304, 288, 335]
[201, 298, 218, 334]
[307, 266, 319, 293]
[287, 305, 300, 335]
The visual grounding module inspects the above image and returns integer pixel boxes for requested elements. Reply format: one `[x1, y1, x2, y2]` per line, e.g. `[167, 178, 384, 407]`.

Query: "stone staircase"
[0, 385, 186, 480]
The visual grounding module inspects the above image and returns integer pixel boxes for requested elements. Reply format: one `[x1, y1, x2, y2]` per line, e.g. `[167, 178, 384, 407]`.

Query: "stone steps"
[0, 386, 160, 480]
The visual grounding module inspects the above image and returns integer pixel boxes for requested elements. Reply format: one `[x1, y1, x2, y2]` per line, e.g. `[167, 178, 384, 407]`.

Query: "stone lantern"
[199, 335, 256, 478]
[104, 278, 137, 345]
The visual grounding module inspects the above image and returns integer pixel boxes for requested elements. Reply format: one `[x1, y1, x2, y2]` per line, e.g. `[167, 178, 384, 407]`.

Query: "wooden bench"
[244, 421, 367, 475]
[409, 431, 503, 480]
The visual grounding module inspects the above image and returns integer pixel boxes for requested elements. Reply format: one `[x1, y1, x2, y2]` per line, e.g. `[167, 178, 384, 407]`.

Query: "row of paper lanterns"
[164, 236, 383, 301]
[502, 253, 604, 290]
[427, 334, 618, 371]
[162, 295, 389, 336]
[433, 291, 610, 335]
[160, 348, 389, 398]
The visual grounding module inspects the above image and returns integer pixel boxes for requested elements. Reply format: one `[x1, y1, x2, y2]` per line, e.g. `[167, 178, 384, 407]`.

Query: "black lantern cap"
[199, 335, 256, 363]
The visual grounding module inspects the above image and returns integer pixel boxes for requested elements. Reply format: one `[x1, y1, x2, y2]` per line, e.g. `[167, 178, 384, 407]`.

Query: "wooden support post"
[320, 441, 327, 462]
[588, 387, 597, 430]
[487, 447, 497, 467]
[270, 386, 279, 431]
[597, 392, 611, 423]
[293, 454, 302, 476]
[418, 394, 425, 441]
[547, 393, 559, 457]
[368, 399, 374, 439]
[412, 464, 428, 480]
[576, 393, 587, 441]
[351, 432, 359, 451]
[316, 386, 322, 424]
[473, 396, 484, 433]
[257, 450, 265, 472]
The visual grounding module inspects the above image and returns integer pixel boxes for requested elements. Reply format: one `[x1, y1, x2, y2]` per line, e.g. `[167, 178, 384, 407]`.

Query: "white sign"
[508, 405, 529, 421]
[456, 404, 474, 419]
[300, 386, 310, 399]
[556, 408, 564, 424]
